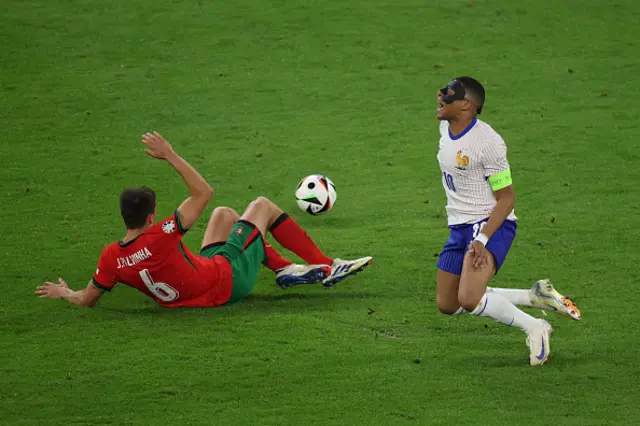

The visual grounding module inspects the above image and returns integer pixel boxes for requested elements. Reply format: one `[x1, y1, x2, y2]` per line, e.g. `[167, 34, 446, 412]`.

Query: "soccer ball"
[295, 175, 337, 215]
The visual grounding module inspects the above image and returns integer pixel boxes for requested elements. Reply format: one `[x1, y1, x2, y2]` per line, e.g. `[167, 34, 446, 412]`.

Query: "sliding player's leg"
[487, 280, 581, 320]
[458, 252, 551, 366]
[199, 202, 267, 304]
[263, 240, 332, 288]
[264, 201, 372, 287]
[228, 197, 328, 289]
[199, 205, 290, 265]
[242, 197, 372, 287]
[197, 205, 273, 302]
[199, 203, 330, 290]
[242, 197, 333, 265]
[198, 205, 302, 272]
[201, 206, 239, 254]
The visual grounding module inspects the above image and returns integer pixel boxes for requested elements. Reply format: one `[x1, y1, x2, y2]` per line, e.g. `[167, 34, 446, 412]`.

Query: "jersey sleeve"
[481, 135, 513, 191]
[159, 210, 188, 236]
[92, 246, 118, 292]
[145, 210, 189, 250]
[173, 209, 189, 234]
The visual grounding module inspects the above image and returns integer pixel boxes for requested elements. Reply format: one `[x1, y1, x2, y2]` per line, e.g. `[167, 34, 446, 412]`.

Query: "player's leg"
[263, 241, 294, 271]
[458, 252, 551, 366]
[241, 197, 372, 287]
[264, 239, 333, 288]
[479, 220, 580, 319]
[235, 197, 330, 288]
[485, 286, 532, 306]
[199, 205, 297, 272]
[435, 227, 468, 315]
[436, 269, 465, 314]
[487, 280, 581, 320]
[241, 197, 333, 265]
[201, 206, 240, 251]
[437, 270, 465, 314]
[207, 202, 270, 303]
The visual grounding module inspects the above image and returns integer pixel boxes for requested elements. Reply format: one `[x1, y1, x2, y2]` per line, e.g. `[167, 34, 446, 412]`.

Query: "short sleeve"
[92, 246, 117, 292]
[142, 211, 188, 256]
[481, 135, 510, 177]
[153, 210, 188, 238]
[173, 209, 189, 234]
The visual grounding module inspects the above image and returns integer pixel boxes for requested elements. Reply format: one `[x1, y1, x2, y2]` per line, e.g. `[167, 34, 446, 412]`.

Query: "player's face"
[437, 89, 466, 120]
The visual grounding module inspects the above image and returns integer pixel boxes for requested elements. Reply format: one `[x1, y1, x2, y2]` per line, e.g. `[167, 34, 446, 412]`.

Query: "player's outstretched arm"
[141, 131, 213, 230]
[35, 278, 103, 308]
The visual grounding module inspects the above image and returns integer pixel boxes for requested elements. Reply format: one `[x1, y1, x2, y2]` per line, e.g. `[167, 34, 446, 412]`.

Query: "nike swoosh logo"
[536, 292, 559, 311]
[536, 338, 546, 360]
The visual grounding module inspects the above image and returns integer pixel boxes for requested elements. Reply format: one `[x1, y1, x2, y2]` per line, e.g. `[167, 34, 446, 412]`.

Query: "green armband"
[488, 169, 512, 191]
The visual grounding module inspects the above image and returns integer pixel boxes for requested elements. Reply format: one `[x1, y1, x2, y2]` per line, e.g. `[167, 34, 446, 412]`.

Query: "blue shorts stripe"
[436, 250, 464, 276]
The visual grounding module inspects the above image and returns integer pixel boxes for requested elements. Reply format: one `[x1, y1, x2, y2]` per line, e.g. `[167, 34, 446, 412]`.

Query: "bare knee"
[437, 294, 461, 315]
[211, 206, 240, 222]
[252, 196, 273, 208]
[249, 196, 282, 221]
[458, 290, 482, 313]
[436, 269, 462, 315]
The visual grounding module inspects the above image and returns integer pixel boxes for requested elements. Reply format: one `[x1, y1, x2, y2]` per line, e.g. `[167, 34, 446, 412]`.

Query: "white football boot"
[322, 257, 373, 287]
[527, 319, 553, 366]
[531, 279, 581, 320]
[276, 264, 332, 288]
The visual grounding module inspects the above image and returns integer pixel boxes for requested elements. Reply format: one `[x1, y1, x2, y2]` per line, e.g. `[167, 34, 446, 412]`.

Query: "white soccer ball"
[295, 174, 337, 215]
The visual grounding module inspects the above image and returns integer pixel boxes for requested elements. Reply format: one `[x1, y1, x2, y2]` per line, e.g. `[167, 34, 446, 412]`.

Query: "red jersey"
[92, 211, 233, 307]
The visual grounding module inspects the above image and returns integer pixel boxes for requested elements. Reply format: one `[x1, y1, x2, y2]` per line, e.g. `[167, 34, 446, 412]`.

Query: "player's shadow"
[476, 351, 584, 368]
[246, 291, 377, 302]
[469, 355, 526, 368]
[100, 291, 381, 316]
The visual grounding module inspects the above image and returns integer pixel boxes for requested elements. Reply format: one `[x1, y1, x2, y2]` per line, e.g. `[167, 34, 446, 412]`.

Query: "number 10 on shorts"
[472, 222, 487, 238]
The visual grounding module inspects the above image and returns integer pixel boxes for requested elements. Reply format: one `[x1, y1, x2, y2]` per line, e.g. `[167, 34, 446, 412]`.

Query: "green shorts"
[200, 220, 265, 304]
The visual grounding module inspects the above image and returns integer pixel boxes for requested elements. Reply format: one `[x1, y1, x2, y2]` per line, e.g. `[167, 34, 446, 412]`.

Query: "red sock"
[269, 214, 333, 266]
[263, 242, 293, 271]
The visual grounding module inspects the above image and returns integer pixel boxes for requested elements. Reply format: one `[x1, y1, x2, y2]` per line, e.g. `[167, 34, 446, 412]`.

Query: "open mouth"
[437, 99, 444, 112]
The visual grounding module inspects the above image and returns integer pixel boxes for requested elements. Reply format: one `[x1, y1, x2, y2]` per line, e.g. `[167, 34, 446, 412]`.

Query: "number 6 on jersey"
[139, 269, 179, 302]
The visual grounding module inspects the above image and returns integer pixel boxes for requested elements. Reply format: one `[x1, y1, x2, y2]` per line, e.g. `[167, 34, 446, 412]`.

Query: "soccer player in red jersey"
[35, 132, 372, 308]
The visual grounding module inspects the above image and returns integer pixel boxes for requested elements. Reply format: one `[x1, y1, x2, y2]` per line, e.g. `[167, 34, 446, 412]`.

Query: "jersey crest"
[235, 225, 245, 237]
[162, 220, 176, 234]
[456, 150, 470, 170]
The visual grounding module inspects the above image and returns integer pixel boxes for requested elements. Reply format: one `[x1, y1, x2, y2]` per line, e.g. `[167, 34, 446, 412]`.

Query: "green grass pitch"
[2, 0, 640, 424]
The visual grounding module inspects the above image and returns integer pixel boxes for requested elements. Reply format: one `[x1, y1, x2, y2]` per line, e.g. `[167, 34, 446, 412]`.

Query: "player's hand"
[467, 241, 490, 268]
[142, 131, 176, 160]
[35, 278, 71, 299]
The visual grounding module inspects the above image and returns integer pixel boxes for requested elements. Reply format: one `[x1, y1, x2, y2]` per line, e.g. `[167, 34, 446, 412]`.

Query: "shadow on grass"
[100, 291, 380, 317]
[466, 351, 585, 368]
[246, 291, 377, 302]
